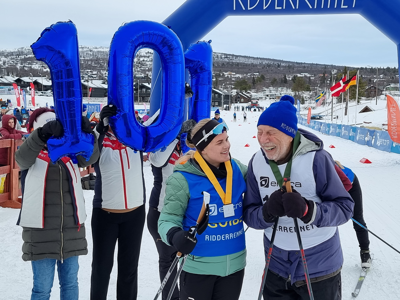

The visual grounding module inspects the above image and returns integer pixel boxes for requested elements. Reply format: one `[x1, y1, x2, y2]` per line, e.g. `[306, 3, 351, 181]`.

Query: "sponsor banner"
[341, 125, 350, 140]
[307, 107, 311, 124]
[336, 124, 342, 137]
[320, 123, 327, 134]
[30, 83, 36, 107]
[12, 83, 21, 107]
[314, 121, 321, 132]
[387, 95, 400, 143]
[372, 131, 393, 152]
[326, 123, 331, 135]
[329, 124, 337, 136]
[391, 142, 400, 154]
[366, 129, 375, 147]
[349, 126, 357, 141]
[355, 127, 368, 145]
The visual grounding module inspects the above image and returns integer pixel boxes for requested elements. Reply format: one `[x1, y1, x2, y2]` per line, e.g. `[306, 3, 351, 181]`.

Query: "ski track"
[1, 110, 400, 299]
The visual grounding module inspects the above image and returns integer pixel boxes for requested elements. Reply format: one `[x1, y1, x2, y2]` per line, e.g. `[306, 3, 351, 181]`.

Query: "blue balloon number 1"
[31, 21, 94, 162]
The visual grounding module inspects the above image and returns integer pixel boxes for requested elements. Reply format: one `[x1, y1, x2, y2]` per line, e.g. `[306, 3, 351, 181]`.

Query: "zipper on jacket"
[118, 149, 128, 209]
[286, 274, 291, 290]
[59, 165, 64, 263]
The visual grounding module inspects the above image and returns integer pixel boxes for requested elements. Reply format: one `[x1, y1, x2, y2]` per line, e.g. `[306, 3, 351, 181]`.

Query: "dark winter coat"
[15, 129, 100, 261]
[0, 115, 25, 165]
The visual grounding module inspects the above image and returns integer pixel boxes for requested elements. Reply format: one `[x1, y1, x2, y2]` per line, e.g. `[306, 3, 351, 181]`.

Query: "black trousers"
[147, 207, 179, 300]
[263, 271, 341, 300]
[180, 269, 245, 300]
[349, 175, 370, 250]
[90, 205, 145, 300]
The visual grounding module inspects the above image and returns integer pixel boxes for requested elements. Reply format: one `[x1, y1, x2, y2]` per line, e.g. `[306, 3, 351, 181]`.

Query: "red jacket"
[0, 115, 25, 165]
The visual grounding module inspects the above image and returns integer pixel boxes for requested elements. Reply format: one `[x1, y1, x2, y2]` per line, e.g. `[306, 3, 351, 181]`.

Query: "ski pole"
[352, 218, 400, 255]
[257, 217, 279, 300]
[153, 252, 181, 300]
[285, 178, 315, 300]
[165, 192, 211, 300]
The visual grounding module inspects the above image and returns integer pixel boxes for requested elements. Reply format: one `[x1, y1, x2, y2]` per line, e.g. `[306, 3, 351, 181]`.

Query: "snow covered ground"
[1, 108, 400, 299]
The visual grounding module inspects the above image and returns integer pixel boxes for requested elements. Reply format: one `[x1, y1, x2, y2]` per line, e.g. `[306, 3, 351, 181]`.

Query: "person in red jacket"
[0, 114, 26, 166]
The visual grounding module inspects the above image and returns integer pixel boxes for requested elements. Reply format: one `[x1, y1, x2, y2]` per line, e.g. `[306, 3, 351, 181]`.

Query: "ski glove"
[196, 204, 210, 235]
[168, 227, 197, 255]
[97, 105, 117, 134]
[38, 120, 64, 142]
[262, 189, 285, 222]
[185, 83, 194, 99]
[179, 119, 197, 136]
[282, 189, 315, 223]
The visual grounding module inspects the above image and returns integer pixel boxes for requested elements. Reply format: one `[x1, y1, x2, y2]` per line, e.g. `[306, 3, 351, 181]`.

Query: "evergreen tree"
[283, 74, 288, 84]
[271, 78, 278, 86]
[252, 76, 256, 87]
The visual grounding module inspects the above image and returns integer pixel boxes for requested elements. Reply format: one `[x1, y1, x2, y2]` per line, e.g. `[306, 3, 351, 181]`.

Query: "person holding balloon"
[90, 104, 146, 300]
[158, 118, 247, 300]
[15, 107, 99, 300]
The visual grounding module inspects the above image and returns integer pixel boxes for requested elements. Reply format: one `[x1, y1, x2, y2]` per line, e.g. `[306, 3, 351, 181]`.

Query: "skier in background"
[335, 160, 371, 268]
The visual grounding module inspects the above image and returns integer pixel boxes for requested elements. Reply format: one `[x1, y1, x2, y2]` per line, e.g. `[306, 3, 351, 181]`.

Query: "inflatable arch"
[150, 0, 400, 113]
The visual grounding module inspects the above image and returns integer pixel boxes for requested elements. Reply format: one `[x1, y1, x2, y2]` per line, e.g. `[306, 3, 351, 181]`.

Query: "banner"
[387, 95, 400, 143]
[12, 83, 21, 107]
[30, 82, 36, 107]
[22, 90, 27, 108]
[307, 107, 311, 124]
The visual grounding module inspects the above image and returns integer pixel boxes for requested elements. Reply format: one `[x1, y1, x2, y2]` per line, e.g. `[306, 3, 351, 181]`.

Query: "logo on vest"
[260, 177, 302, 188]
[260, 176, 269, 188]
[209, 202, 242, 216]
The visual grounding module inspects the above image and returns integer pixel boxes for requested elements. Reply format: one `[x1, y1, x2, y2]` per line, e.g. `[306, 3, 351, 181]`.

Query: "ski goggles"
[192, 119, 229, 151]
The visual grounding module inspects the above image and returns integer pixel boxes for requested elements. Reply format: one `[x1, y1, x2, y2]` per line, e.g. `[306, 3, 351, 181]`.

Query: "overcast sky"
[1, 0, 398, 68]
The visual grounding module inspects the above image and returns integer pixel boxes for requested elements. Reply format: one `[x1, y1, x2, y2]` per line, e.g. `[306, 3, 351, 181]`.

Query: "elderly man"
[244, 95, 354, 300]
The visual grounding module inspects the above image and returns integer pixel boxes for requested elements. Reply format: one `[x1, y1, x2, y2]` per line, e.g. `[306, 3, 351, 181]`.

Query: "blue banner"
[314, 121, 321, 132]
[336, 124, 342, 137]
[366, 129, 375, 147]
[349, 126, 357, 142]
[355, 127, 368, 145]
[341, 125, 350, 140]
[372, 131, 393, 152]
[391, 142, 400, 154]
[326, 123, 331, 135]
[329, 124, 337, 136]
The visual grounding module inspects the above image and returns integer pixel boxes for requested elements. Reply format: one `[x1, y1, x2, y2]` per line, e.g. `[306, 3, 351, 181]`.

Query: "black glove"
[179, 119, 196, 136]
[282, 189, 314, 223]
[97, 105, 117, 134]
[168, 227, 197, 255]
[81, 116, 93, 134]
[197, 204, 210, 235]
[185, 83, 194, 99]
[38, 120, 64, 142]
[100, 104, 117, 121]
[262, 189, 285, 222]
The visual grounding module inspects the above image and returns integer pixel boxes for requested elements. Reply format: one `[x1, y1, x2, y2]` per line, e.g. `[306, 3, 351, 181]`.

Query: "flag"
[330, 76, 347, 97]
[315, 91, 326, 103]
[387, 95, 400, 143]
[307, 107, 312, 124]
[343, 74, 357, 91]
[88, 87, 92, 99]
[12, 83, 21, 106]
[316, 93, 326, 107]
[30, 82, 36, 107]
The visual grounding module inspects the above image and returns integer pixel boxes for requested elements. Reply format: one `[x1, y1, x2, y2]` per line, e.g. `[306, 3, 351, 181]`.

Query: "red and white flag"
[12, 83, 21, 107]
[330, 76, 347, 97]
[387, 95, 400, 143]
[30, 82, 36, 107]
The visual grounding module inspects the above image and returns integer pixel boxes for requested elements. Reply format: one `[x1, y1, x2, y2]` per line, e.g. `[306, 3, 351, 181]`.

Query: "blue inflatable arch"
[151, 0, 400, 113]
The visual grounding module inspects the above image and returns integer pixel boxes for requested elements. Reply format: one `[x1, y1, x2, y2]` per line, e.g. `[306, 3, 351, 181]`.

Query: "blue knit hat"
[215, 109, 220, 115]
[257, 95, 297, 138]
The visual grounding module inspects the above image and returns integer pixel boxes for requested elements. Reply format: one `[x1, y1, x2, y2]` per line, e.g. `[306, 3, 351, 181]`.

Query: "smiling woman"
[157, 118, 248, 300]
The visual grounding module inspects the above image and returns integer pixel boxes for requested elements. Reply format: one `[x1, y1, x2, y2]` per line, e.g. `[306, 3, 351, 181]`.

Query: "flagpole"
[355, 70, 359, 125]
[347, 71, 350, 124]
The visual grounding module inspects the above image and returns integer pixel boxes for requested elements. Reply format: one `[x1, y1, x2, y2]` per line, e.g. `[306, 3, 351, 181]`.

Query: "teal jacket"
[158, 157, 247, 276]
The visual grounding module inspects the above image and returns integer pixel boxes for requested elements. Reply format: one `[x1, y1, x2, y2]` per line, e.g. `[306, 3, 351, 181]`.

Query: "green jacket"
[158, 157, 248, 276]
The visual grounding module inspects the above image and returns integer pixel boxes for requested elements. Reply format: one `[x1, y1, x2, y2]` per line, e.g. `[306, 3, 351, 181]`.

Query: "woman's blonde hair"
[335, 160, 344, 169]
[176, 118, 210, 165]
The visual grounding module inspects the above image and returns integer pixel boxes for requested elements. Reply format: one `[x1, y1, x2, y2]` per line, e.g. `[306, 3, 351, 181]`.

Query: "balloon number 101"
[31, 20, 213, 159]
